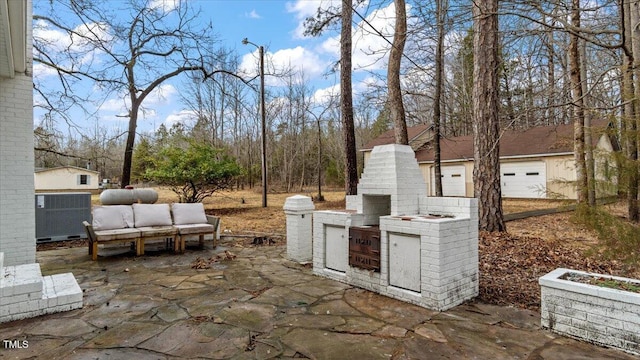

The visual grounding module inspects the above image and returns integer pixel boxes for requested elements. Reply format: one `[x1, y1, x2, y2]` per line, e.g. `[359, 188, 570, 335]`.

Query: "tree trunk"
[472, 0, 505, 232]
[389, 0, 408, 145]
[569, 0, 588, 205]
[628, 0, 640, 221]
[121, 85, 139, 188]
[579, 39, 596, 206]
[342, 0, 358, 195]
[433, 0, 446, 197]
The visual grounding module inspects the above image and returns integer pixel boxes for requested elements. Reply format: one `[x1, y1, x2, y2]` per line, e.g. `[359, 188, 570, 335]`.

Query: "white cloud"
[319, 2, 400, 73]
[99, 97, 126, 113]
[34, 19, 112, 53]
[239, 46, 329, 86]
[312, 84, 340, 104]
[98, 83, 178, 118]
[286, 0, 369, 39]
[245, 10, 262, 19]
[286, 0, 336, 39]
[32, 63, 58, 79]
[285, 1, 401, 77]
[33, 19, 112, 78]
[146, 84, 178, 106]
[163, 109, 197, 128]
[355, 75, 384, 93]
[149, 0, 180, 13]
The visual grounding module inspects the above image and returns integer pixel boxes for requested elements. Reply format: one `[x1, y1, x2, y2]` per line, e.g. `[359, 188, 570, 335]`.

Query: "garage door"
[431, 165, 466, 197]
[501, 162, 546, 198]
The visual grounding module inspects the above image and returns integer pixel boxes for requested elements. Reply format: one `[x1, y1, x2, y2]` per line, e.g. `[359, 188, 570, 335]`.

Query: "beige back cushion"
[92, 205, 134, 231]
[133, 203, 173, 227]
[171, 203, 208, 225]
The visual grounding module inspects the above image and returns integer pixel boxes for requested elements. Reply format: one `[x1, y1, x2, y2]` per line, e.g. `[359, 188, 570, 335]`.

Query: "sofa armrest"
[83, 221, 96, 256]
[206, 215, 220, 240]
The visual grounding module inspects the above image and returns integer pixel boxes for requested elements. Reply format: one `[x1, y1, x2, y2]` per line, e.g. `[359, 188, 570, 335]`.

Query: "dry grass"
[501, 198, 571, 213]
[92, 187, 580, 236]
[93, 187, 346, 235]
[206, 189, 347, 235]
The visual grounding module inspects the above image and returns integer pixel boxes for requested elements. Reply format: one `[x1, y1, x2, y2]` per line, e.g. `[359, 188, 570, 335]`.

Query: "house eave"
[0, 0, 27, 78]
[418, 152, 575, 164]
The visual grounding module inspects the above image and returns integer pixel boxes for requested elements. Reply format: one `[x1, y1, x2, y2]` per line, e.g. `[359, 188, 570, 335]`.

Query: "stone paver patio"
[0, 241, 636, 359]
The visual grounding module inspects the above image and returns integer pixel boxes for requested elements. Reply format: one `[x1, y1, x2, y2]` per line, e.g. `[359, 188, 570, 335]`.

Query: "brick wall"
[0, 0, 35, 266]
[540, 268, 640, 355]
[313, 198, 479, 311]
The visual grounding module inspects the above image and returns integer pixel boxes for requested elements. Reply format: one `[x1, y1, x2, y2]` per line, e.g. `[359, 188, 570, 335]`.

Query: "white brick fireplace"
[311, 144, 478, 311]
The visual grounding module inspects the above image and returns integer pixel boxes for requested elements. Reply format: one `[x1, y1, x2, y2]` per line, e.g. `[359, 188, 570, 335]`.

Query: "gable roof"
[361, 123, 432, 151]
[35, 166, 100, 174]
[415, 120, 614, 163]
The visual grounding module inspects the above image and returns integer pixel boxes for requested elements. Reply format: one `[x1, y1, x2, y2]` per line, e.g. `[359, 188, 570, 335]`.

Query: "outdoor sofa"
[83, 203, 220, 261]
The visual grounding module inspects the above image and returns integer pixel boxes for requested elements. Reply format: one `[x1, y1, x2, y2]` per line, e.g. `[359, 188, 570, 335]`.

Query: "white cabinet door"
[388, 233, 421, 292]
[325, 225, 348, 272]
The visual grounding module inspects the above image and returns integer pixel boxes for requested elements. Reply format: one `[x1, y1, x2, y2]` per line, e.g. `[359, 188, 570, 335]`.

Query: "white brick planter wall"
[540, 268, 640, 355]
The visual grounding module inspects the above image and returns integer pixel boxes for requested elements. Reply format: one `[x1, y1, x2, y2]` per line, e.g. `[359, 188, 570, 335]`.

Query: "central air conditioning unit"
[35, 192, 92, 242]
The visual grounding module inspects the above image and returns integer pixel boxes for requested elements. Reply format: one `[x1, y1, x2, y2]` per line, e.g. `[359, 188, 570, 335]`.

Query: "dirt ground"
[48, 188, 638, 311]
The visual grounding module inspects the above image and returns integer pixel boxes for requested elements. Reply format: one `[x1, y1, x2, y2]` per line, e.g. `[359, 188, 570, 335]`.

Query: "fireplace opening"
[362, 195, 390, 225]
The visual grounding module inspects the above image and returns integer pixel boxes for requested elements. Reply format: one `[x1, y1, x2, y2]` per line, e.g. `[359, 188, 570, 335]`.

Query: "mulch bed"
[478, 231, 627, 311]
[36, 239, 88, 251]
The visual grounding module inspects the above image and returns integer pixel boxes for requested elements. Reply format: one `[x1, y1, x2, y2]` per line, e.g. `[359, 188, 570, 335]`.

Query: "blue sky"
[33, 0, 399, 135]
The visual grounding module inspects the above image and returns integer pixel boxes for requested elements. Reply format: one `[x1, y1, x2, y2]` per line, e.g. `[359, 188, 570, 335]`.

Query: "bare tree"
[34, 0, 234, 187]
[568, 0, 589, 204]
[303, 0, 360, 195]
[340, 0, 359, 195]
[472, 0, 505, 232]
[389, 0, 408, 145]
[432, 0, 448, 196]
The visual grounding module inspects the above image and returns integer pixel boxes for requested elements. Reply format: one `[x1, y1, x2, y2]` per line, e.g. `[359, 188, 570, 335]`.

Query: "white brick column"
[0, 0, 35, 266]
[284, 195, 315, 263]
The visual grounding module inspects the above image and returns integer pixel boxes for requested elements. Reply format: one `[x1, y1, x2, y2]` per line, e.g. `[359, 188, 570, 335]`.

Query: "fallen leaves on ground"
[478, 230, 630, 311]
[190, 251, 237, 269]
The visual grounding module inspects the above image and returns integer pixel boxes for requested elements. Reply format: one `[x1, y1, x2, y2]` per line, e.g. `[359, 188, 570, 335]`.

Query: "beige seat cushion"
[173, 223, 214, 235]
[137, 226, 176, 237]
[94, 228, 140, 241]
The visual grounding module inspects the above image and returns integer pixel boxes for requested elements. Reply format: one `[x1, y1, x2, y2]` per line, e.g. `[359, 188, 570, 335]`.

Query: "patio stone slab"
[83, 321, 166, 348]
[0, 243, 637, 360]
[25, 318, 96, 338]
[250, 286, 317, 308]
[333, 316, 387, 334]
[216, 302, 277, 333]
[281, 328, 398, 360]
[343, 288, 436, 329]
[276, 314, 346, 329]
[138, 321, 248, 358]
[155, 304, 190, 323]
[309, 299, 362, 316]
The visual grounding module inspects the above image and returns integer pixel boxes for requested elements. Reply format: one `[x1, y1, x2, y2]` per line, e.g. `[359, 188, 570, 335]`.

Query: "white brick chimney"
[354, 144, 427, 222]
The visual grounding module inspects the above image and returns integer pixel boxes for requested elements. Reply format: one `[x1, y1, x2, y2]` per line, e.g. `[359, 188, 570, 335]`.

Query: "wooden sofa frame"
[83, 207, 220, 261]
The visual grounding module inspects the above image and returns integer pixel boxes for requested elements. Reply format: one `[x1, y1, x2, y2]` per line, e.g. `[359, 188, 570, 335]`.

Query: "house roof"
[35, 166, 100, 174]
[414, 120, 614, 163]
[360, 123, 432, 151]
